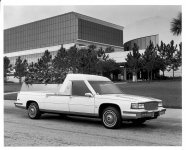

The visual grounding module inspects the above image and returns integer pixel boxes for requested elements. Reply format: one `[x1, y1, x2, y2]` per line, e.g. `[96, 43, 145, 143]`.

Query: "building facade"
[4, 12, 181, 82]
[124, 34, 159, 51]
[4, 12, 124, 65]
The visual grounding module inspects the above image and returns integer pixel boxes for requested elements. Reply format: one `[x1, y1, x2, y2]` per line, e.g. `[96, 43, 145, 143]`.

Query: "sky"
[3, 5, 181, 44]
[4, 5, 181, 29]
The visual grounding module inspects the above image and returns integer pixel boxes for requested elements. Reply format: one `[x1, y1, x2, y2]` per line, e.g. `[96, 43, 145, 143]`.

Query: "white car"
[15, 74, 166, 129]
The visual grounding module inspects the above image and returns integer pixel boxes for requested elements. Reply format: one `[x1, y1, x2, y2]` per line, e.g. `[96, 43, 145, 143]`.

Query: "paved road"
[4, 100, 182, 146]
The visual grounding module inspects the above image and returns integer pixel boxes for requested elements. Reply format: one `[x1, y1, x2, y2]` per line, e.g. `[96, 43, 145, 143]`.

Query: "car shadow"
[40, 113, 155, 129]
[41, 113, 102, 126]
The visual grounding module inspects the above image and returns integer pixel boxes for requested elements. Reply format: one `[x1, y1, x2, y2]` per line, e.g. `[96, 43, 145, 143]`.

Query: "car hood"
[96, 94, 162, 103]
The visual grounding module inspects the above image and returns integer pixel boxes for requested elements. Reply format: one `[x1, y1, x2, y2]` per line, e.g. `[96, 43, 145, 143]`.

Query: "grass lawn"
[117, 80, 182, 109]
[4, 83, 22, 93]
[4, 80, 182, 108]
[4, 93, 18, 100]
[4, 83, 22, 100]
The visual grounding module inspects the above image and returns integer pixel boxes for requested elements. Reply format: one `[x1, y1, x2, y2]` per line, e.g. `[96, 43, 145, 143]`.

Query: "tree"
[84, 45, 98, 74]
[77, 45, 120, 78]
[170, 12, 182, 36]
[125, 43, 142, 82]
[97, 59, 120, 79]
[177, 42, 182, 67]
[178, 42, 182, 64]
[105, 46, 114, 53]
[87, 45, 99, 74]
[142, 41, 157, 80]
[166, 40, 181, 78]
[77, 48, 89, 74]
[34, 50, 53, 83]
[14, 56, 28, 83]
[97, 47, 109, 61]
[157, 41, 168, 77]
[88, 44, 96, 51]
[25, 62, 38, 84]
[67, 45, 79, 73]
[77, 46, 98, 74]
[96, 47, 119, 77]
[52, 45, 68, 83]
[4, 56, 12, 82]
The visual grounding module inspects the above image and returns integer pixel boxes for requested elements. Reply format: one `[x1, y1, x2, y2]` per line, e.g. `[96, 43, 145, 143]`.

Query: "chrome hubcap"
[107, 114, 114, 122]
[103, 110, 117, 127]
[29, 105, 36, 117]
[30, 108, 34, 113]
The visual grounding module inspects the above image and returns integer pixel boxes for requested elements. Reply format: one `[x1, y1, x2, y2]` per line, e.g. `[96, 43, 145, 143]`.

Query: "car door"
[43, 94, 70, 112]
[69, 80, 95, 115]
[42, 82, 72, 112]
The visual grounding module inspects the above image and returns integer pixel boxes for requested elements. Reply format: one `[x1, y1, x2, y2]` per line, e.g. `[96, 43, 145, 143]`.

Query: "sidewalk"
[4, 92, 18, 95]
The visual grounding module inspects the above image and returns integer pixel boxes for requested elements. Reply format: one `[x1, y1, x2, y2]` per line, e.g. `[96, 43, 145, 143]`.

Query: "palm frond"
[170, 12, 182, 36]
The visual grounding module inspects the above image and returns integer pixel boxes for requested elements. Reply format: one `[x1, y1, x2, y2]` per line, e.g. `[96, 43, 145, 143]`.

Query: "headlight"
[138, 103, 145, 109]
[131, 103, 138, 109]
[158, 102, 163, 107]
[131, 103, 144, 109]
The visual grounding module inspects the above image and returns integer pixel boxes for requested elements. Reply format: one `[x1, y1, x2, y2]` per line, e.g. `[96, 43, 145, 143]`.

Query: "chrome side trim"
[40, 109, 99, 118]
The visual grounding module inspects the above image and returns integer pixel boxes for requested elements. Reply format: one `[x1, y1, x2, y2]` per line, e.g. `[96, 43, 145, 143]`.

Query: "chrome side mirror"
[85, 93, 93, 97]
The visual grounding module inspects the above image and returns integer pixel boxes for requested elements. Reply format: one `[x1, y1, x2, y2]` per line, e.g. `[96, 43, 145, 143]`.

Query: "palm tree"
[170, 12, 182, 36]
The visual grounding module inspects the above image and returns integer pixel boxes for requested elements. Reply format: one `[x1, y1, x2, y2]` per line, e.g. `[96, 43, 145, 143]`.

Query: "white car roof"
[66, 74, 110, 81]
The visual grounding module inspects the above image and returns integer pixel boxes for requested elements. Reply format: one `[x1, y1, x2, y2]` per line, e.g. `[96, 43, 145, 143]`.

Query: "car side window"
[72, 81, 91, 96]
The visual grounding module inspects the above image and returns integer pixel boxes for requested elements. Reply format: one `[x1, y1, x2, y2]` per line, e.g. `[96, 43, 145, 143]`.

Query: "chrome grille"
[144, 102, 158, 110]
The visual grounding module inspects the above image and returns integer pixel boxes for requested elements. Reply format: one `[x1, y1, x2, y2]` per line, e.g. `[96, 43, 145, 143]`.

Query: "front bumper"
[122, 108, 166, 120]
[14, 102, 26, 109]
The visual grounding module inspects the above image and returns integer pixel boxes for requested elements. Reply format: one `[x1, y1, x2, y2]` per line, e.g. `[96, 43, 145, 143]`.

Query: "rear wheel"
[102, 107, 122, 129]
[28, 102, 41, 119]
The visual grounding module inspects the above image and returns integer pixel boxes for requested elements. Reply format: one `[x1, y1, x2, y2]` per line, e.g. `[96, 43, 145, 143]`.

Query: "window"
[72, 81, 91, 96]
[146, 36, 151, 47]
[88, 81, 123, 95]
[155, 35, 159, 45]
[141, 37, 146, 49]
[151, 35, 156, 45]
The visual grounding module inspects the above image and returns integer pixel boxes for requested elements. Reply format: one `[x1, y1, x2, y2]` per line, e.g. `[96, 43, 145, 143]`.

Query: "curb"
[4, 92, 18, 95]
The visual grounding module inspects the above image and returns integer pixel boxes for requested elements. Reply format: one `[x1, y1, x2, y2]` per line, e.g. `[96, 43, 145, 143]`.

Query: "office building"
[4, 12, 124, 65]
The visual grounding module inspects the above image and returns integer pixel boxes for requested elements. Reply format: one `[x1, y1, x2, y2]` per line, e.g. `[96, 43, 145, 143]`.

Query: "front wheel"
[28, 102, 41, 119]
[102, 107, 122, 129]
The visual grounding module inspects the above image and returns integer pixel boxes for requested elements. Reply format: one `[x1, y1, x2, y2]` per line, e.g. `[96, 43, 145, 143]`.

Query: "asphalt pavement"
[4, 100, 182, 146]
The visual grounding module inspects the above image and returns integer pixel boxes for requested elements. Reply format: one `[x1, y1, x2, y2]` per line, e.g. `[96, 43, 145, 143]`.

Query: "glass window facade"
[4, 12, 123, 54]
[4, 13, 78, 53]
[4, 12, 124, 66]
[124, 34, 159, 51]
[78, 19, 123, 47]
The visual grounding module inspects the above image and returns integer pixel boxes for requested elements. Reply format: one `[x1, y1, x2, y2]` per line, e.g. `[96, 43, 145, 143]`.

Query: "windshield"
[88, 81, 123, 95]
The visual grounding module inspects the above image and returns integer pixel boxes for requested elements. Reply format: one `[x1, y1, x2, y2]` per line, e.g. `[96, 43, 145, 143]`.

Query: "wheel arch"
[98, 103, 121, 117]
[26, 100, 38, 109]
